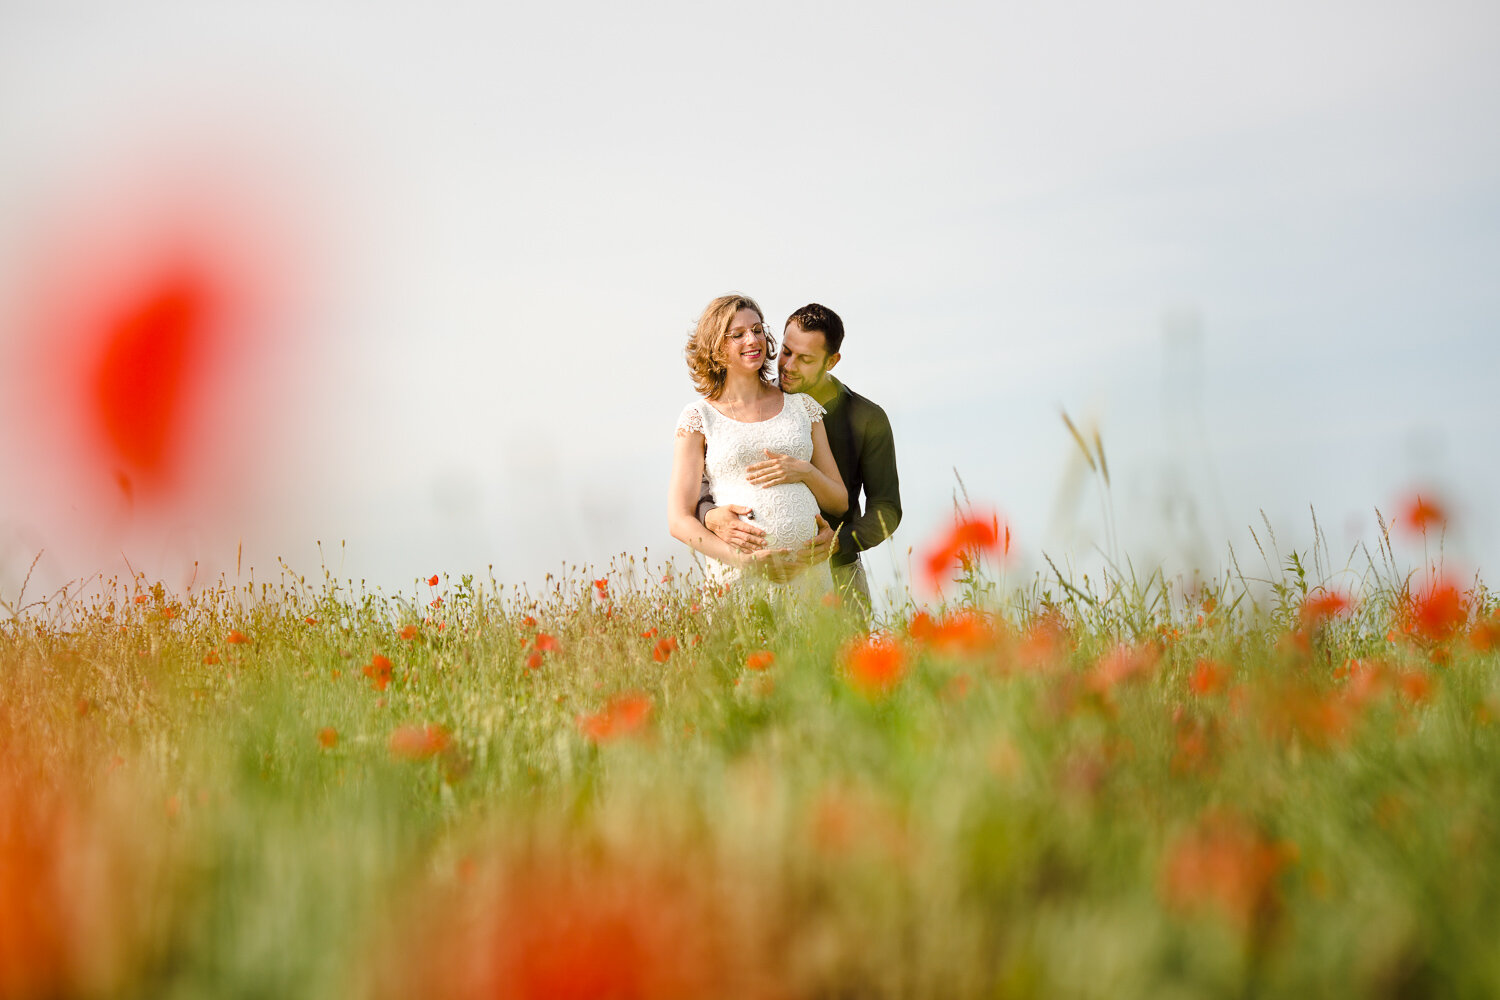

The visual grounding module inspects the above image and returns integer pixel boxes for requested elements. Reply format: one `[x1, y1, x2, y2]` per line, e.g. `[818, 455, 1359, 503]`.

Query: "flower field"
[3, 505, 1499, 998]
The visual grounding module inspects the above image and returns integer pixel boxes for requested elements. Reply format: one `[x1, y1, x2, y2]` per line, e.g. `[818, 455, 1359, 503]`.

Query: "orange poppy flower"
[652, 637, 679, 663]
[400, 624, 418, 640]
[1189, 659, 1230, 697]
[317, 727, 338, 749]
[389, 723, 452, 760]
[1161, 814, 1287, 931]
[225, 630, 248, 645]
[842, 635, 908, 696]
[533, 633, 559, 653]
[577, 693, 653, 743]
[1302, 589, 1354, 625]
[920, 510, 1010, 593]
[745, 650, 775, 671]
[1408, 576, 1467, 643]
[427, 574, 440, 587]
[1397, 493, 1447, 535]
[363, 653, 393, 691]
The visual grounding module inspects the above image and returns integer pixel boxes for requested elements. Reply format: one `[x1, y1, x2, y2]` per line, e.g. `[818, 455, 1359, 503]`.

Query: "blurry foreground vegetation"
[2, 509, 1499, 999]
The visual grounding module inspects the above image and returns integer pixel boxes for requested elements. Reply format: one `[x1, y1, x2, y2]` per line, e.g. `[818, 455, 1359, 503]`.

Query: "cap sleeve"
[675, 400, 705, 437]
[797, 392, 826, 423]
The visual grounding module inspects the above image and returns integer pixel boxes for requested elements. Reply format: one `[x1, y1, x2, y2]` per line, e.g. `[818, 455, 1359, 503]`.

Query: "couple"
[668, 294, 901, 610]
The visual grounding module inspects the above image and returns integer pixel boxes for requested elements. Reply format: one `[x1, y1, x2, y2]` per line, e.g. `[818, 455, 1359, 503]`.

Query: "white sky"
[1, 0, 1497, 607]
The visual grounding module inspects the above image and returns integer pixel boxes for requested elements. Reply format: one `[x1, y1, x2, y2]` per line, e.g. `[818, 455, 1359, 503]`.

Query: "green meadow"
[2, 507, 1498, 999]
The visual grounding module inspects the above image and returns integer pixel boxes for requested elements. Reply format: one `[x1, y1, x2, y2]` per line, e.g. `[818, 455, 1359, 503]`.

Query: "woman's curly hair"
[685, 294, 778, 400]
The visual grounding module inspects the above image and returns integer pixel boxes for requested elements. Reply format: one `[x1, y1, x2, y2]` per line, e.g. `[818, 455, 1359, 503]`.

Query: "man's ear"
[825, 352, 841, 371]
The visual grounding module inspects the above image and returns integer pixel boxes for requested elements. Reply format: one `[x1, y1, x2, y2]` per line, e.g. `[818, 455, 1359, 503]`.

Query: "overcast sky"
[1, 0, 1496, 609]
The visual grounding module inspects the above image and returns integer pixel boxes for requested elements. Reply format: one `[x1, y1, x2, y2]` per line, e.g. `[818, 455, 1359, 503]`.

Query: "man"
[697, 303, 901, 610]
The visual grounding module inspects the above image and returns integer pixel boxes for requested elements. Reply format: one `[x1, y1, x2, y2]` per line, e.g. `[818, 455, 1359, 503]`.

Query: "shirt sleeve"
[696, 472, 716, 524]
[841, 402, 902, 554]
[674, 401, 704, 437]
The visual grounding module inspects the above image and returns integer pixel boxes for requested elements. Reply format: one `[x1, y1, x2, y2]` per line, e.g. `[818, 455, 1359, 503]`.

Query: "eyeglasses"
[727, 324, 770, 338]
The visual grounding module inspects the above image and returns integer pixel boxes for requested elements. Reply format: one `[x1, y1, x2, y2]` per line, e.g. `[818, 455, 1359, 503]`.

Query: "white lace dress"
[676, 392, 834, 594]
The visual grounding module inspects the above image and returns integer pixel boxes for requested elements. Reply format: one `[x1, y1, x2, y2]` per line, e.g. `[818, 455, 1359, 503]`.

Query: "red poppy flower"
[1161, 814, 1287, 931]
[363, 653, 393, 691]
[1396, 670, 1434, 704]
[202, 649, 220, 665]
[317, 727, 338, 749]
[1302, 589, 1354, 625]
[226, 630, 248, 645]
[842, 636, 908, 696]
[304, 616, 319, 625]
[652, 636, 679, 663]
[920, 510, 1010, 593]
[1407, 577, 1467, 643]
[1189, 659, 1230, 697]
[389, 723, 452, 760]
[1397, 493, 1447, 535]
[522, 615, 537, 628]
[641, 627, 658, 639]
[400, 624, 418, 640]
[921, 609, 998, 654]
[533, 633, 559, 653]
[1089, 643, 1158, 692]
[428, 574, 440, 587]
[593, 578, 609, 597]
[745, 650, 775, 671]
[577, 693, 653, 743]
[525, 652, 543, 670]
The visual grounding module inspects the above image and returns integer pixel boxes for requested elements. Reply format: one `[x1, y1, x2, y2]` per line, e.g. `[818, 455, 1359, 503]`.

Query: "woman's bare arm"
[805, 420, 849, 516]
[668, 430, 759, 566]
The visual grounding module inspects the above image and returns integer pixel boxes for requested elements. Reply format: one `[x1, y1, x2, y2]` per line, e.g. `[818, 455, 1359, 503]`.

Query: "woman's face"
[719, 307, 768, 376]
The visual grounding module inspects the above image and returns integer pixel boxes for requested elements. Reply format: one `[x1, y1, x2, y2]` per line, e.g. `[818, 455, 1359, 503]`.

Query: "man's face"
[778, 321, 839, 394]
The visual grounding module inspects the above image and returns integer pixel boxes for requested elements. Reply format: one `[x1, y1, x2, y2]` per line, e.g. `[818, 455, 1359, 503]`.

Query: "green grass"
[3, 535, 1499, 999]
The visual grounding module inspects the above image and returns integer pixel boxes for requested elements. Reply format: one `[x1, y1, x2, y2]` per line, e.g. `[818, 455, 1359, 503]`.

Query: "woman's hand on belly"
[745, 449, 813, 488]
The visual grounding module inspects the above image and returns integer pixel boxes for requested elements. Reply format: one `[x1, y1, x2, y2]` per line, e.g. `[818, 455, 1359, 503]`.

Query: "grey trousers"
[831, 558, 871, 619]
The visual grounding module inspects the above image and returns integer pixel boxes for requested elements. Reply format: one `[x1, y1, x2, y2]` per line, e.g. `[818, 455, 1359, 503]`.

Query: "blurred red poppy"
[1189, 659, 1230, 697]
[842, 636, 908, 696]
[363, 654, 393, 691]
[1407, 576, 1467, 644]
[577, 693, 653, 743]
[921, 510, 1010, 593]
[389, 724, 452, 760]
[652, 637, 678, 663]
[1398, 494, 1448, 535]
[1302, 589, 1354, 625]
[1161, 814, 1287, 932]
[745, 650, 775, 671]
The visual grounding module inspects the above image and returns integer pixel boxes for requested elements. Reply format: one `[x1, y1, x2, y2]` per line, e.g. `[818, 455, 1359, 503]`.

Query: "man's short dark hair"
[786, 303, 845, 356]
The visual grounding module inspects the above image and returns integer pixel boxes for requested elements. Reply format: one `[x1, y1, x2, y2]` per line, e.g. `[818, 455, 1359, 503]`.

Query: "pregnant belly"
[715, 482, 820, 550]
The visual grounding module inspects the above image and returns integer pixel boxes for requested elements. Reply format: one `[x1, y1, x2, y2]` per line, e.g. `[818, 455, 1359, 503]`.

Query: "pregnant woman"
[668, 293, 847, 593]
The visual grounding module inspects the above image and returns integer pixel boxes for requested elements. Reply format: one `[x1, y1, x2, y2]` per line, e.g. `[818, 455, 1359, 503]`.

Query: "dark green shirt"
[813, 376, 901, 566]
[697, 376, 901, 566]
